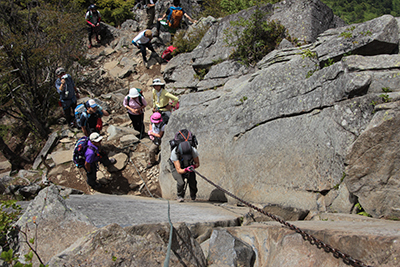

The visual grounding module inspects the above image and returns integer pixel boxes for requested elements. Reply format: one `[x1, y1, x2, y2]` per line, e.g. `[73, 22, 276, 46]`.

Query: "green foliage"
[354, 203, 372, 217]
[224, 8, 289, 66]
[323, 58, 335, 68]
[321, 0, 398, 24]
[382, 87, 392, 93]
[0, 200, 22, 248]
[193, 68, 209, 81]
[0, 0, 85, 139]
[379, 91, 392, 103]
[239, 96, 248, 103]
[97, 0, 135, 27]
[200, 0, 280, 18]
[300, 49, 317, 59]
[333, 172, 346, 190]
[339, 26, 356, 39]
[172, 25, 211, 54]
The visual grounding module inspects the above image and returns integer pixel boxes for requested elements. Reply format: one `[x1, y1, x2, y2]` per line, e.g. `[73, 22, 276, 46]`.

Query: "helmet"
[89, 4, 96, 10]
[152, 78, 165, 86]
[150, 112, 162, 124]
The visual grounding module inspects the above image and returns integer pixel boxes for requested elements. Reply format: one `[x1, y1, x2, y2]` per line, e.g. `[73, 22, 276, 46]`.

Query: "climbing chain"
[193, 169, 373, 267]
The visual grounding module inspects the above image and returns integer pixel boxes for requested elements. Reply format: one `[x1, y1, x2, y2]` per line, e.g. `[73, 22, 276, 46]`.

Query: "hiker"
[123, 88, 147, 138]
[147, 112, 165, 169]
[151, 78, 178, 124]
[85, 4, 101, 48]
[155, 0, 197, 36]
[80, 99, 109, 137]
[84, 132, 116, 190]
[55, 67, 79, 127]
[169, 129, 200, 202]
[145, 0, 157, 29]
[132, 29, 156, 64]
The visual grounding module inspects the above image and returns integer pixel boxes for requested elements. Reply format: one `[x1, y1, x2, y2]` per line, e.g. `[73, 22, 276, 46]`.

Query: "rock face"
[48, 223, 206, 267]
[215, 216, 400, 267]
[159, 12, 400, 219]
[164, 0, 345, 91]
[13, 185, 96, 266]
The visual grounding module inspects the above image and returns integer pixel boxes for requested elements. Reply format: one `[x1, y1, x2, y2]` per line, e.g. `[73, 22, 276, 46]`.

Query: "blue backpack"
[72, 136, 94, 168]
[74, 102, 89, 128]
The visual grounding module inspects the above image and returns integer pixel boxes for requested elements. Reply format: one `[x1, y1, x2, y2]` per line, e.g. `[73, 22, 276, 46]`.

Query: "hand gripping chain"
[193, 169, 373, 267]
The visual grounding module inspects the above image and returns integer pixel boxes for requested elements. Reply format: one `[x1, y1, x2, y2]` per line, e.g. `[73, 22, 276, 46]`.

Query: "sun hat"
[152, 78, 165, 86]
[89, 132, 103, 142]
[150, 112, 163, 124]
[88, 99, 98, 108]
[128, 88, 140, 98]
[55, 67, 65, 76]
[145, 30, 153, 38]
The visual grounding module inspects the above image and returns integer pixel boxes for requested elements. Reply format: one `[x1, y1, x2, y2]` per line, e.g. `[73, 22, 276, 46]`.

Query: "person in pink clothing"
[147, 112, 165, 169]
[123, 88, 147, 138]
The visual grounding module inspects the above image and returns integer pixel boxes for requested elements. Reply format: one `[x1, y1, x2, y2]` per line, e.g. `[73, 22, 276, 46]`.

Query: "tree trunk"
[0, 136, 28, 170]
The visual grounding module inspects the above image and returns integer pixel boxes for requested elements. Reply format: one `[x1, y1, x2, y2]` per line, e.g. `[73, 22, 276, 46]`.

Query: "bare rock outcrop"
[159, 13, 400, 219]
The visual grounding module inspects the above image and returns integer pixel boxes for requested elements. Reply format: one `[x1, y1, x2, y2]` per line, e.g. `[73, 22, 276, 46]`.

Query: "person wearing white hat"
[80, 99, 109, 137]
[151, 78, 178, 124]
[84, 132, 116, 190]
[123, 88, 147, 138]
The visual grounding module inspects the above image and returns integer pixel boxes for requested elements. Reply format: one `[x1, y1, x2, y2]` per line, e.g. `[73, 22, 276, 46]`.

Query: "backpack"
[167, 7, 184, 29]
[162, 46, 177, 62]
[169, 129, 198, 151]
[73, 136, 94, 168]
[74, 102, 89, 128]
[177, 141, 194, 168]
[127, 88, 144, 106]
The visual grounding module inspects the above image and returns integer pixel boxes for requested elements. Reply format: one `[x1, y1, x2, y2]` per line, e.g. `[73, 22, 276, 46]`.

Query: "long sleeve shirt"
[152, 89, 179, 111]
[123, 95, 147, 115]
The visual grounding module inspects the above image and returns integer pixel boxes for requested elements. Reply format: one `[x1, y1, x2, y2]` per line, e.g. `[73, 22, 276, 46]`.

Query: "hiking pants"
[85, 150, 113, 189]
[62, 99, 76, 125]
[169, 160, 197, 199]
[128, 113, 145, 138]
[139, 42, 155, 62]
[146, 6, 155, 29]
[149, 143, 159, 164]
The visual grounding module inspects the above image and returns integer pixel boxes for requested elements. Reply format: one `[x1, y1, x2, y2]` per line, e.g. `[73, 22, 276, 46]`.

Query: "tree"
[0, 0, 86, 140]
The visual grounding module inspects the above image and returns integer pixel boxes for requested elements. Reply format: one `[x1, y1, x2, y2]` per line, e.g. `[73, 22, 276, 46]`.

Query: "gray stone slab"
[65, 194, 246, 228]
[0, 161, 11, 171]
[33, 132, 58, 169]
[50, 149, 73, 165]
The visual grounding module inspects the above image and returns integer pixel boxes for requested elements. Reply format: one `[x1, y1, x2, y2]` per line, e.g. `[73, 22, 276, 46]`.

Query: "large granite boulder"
[159, 14, 400, 219]
[48, 222, 206, 267]
[12, 185, 96, 266]
[164, 0, 345, 91]
[345, 101, 400, 219]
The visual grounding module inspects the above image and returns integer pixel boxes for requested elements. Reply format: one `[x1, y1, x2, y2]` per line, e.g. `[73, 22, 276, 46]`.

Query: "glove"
[184, 165, 195, 172]
[148, 131, 154, 140]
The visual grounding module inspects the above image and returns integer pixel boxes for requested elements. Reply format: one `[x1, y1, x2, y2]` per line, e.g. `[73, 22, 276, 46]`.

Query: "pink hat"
[150, 112, 162, 123]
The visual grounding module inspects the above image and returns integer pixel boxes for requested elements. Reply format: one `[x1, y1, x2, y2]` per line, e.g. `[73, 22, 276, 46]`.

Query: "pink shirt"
[123, 95, 147, 115]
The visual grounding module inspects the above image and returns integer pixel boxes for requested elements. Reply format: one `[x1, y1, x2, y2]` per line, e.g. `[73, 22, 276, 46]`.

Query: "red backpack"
[162, 46, 177, 62]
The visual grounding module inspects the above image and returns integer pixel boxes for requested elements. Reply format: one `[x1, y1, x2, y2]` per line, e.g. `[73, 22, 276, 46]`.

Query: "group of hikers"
[86, 0, 197, 66]
[55, 67, 199, 202]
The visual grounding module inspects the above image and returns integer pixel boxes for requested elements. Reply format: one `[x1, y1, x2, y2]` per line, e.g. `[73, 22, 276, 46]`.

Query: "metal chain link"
[193, 169, 373, 267]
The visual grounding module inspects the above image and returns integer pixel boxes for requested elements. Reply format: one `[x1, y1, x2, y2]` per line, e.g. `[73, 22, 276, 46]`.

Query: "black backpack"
[169, 129, 198, 151]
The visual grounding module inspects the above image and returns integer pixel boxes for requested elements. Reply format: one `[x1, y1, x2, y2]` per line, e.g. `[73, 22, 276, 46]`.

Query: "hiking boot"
[177, 197, 184, 203]
[191, 195, 196, 201]
[109, 158, 116, 164]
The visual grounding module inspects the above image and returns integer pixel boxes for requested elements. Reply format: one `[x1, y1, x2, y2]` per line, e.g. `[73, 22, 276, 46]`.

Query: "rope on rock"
[193, 169, 373, 267]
